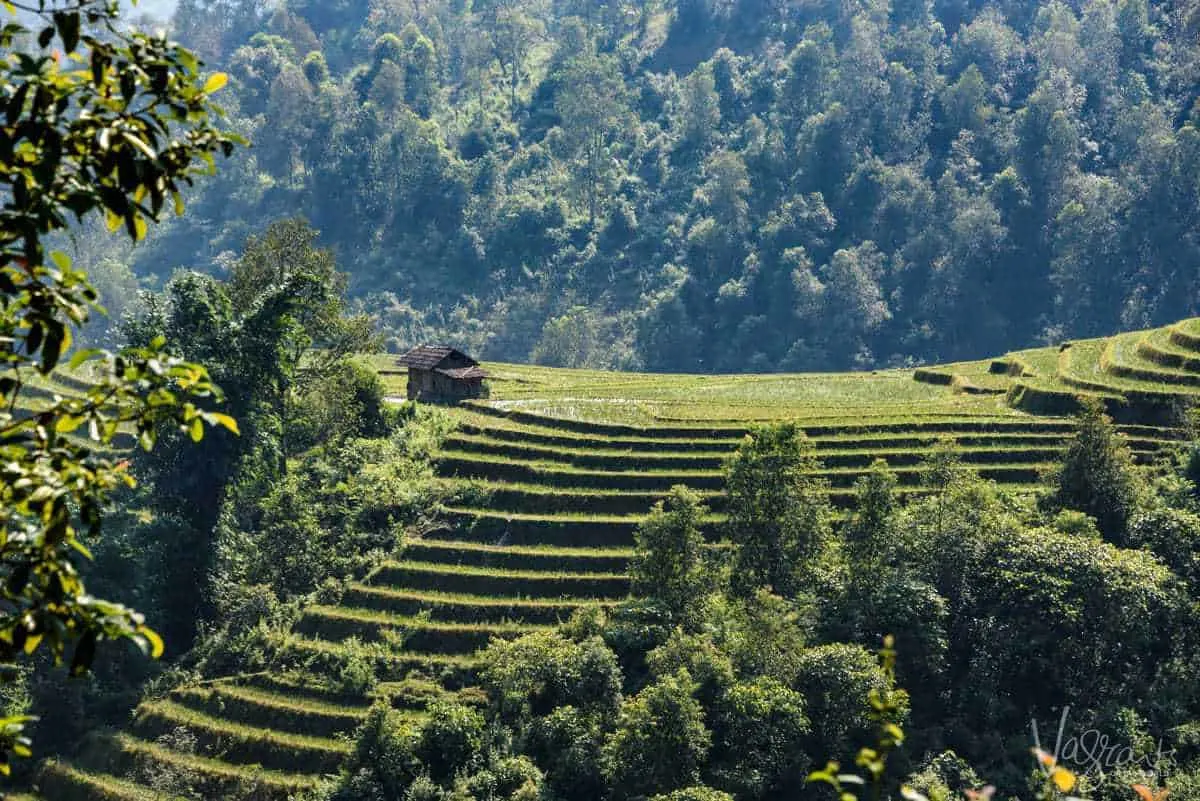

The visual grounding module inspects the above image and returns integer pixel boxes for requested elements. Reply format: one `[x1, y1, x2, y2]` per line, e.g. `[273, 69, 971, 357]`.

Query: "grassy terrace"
[36, 320, 1200, 801]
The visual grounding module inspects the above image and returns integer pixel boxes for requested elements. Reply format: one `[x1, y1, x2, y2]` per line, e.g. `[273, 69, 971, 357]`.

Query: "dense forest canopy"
[108, 0, 1200, 371]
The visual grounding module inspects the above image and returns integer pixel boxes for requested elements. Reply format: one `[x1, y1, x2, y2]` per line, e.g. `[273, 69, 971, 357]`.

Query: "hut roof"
[398, 346, 486, 379]
[437, 366, 488, 380]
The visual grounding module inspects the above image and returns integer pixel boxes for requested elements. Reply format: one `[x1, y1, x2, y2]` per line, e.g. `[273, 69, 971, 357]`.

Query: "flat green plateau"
[35, 319, 1200, 801]
[378, 356, 1013, 425]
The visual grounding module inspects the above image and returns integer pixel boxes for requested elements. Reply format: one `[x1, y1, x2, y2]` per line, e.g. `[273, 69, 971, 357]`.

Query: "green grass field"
[35, 319, 1200, 801]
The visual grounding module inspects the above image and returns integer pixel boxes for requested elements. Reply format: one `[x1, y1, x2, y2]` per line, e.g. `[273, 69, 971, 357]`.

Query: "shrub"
[718, 590, 812, 684]
[1127, 506, 1200, 590]
[647, 630, 736, 709]
[793, 643, 904, 764]
[1047, 397, 1144, 543]
[601, 600, 675, 687]
[724, 423, 833, 597]
[527, 706, 607, 801]
[414, 701, 487, 785]
[650, 787, 735, 801]
[405, 775, 446, 801]
[345, 702, 422, 799]
[845, 459, 900, 564]
[189, 584, 296, 678]
[603, 671, 712, 800]
[481, 631, 622, 722]
[961, 528, 1184, 719]
[459, 756, 543, 801]
[708, 676, 811, 800]
[491, 756, 543, 798]
[905, 751, 983, 801]
[631, 486, 712, 631]
[337, 649, 380, 697]
[286, 358, 395, 454]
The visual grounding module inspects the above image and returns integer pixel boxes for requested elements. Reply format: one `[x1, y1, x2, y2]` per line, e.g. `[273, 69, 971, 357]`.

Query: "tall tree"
[1047, 397, 1144, 543]
[129, 219, 377, 648]
[554, 50, 629, 225]
[476, 0, 545, 119]
[723, 424, 833, 598]
[631, 486, 712, 631]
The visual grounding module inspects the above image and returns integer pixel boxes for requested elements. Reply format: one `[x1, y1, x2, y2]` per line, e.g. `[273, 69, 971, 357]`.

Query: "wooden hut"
[397, 346, 488, 402]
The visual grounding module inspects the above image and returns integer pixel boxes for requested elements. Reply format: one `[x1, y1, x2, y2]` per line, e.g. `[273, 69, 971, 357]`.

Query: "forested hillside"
[122, 0, 1200, 371]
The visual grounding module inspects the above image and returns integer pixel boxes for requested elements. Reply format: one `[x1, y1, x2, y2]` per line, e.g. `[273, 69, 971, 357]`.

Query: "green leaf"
[122, 131, 156, 160]
[69, 537, 94, 561]
[54, 415, 83, 434]
[40, 323, 71, 374]
[203, 72, 228, 94]
[68, 348, 103, 369]
[49, 251, 70, 271]
[138, 626, 164, 659]
[188, 417, 203, 442]
[206, 412, 239, 435]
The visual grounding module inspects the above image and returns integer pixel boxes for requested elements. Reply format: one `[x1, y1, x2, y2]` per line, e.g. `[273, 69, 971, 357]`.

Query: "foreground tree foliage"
[630, 486, 711, 631]
[0, 0, 238, 766]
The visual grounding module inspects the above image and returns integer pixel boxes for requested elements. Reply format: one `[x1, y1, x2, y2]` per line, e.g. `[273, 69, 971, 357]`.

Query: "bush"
[286, 358, 396, 454]
[793, 643, 904, 764]
[459, 756, 543, 801]
[414, 701, 487, 785]
[342, 703, 422, 800]
[337, 649, 380, 697]
[601, 600, 676, 687]
[189, 584, 297, 678]
[631, 486, 712, 631]
[603, 671, 712, 800]
[1047, 398, 1144, 543]
[723, 424, 833, 597]
[708, 677, 811, 800]
[647, 630, 736, 709]
[481, 632, 622, 722]
[404, 775, 446, 801]
[905, 751, 983, 801]
[1127, 506, 1200, 590]
[718, 590, 812, 684]
[527, 706, 607, 801]
[650, 787, 735, 801]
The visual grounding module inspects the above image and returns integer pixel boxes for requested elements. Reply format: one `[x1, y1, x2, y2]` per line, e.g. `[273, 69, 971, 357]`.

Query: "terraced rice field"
[29, 320, 1200, 800]
[995, 319, 1200, 418]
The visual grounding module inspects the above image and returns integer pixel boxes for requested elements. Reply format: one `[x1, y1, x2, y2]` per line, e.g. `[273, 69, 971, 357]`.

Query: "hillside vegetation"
[92, 0, 1200, 373]
[25, 317, 1200, 801]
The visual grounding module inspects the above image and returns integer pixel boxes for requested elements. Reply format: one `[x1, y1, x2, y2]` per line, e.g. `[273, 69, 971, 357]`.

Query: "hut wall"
[407, 369, 485, 402]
